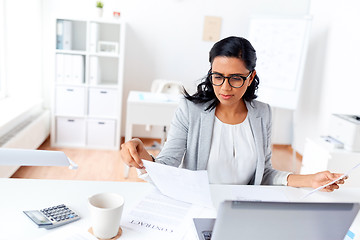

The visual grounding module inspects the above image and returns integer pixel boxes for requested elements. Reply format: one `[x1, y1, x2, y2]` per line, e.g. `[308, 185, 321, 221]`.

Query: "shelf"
[89, 19, 124, 24]
[54, 114, 86, 118]
[54, 115, 118, 121]
[89, 52, 120, 58]
[89, 57, 119, 85]
[52, 18, 125, 150]
[56, 19, 87, 51]
[55, 49, 87, 55]
[55, 82, 86, 87]
[88, 84, 119, 89]
[87, 115, 119, 120]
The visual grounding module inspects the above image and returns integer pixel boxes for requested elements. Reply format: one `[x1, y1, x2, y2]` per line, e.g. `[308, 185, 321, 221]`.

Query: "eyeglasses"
[209, 71, 252, 88]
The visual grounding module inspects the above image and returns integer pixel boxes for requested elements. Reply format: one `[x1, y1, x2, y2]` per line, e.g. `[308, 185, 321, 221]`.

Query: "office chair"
[150, 79, 183, 94]
[146, 79, 183, 150]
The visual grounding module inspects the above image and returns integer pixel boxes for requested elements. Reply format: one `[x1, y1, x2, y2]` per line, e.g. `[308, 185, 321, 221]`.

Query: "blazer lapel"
[246, 101, 265, 185]
[197, 109, 215, 170]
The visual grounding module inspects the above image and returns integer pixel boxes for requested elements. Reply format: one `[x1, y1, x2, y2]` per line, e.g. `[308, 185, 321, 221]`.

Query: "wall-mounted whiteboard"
[247, 16, 312, 110]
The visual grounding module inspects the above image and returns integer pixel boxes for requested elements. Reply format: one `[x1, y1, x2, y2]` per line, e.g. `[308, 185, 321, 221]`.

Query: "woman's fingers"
[120, 140, 145, 169]
[336, 178, 346, 184]
[322, 171, 347, 185]
[128, 145, 144, 169]
[322, 183, 340, 192]
[312, 171, 347, 191]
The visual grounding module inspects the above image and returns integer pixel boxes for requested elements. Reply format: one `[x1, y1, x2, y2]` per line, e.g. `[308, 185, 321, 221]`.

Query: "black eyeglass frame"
[209, 71, 253, 88]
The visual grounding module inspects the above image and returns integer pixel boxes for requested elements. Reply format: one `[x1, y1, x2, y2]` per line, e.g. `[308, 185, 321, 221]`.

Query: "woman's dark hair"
[184, 36, 259, 110]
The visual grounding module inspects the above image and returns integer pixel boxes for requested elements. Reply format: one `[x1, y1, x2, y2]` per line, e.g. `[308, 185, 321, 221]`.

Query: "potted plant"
[96, 1, 104, 17]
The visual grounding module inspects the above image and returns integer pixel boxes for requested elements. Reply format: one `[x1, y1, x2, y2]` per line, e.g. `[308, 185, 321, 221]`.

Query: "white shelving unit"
[51, 18, 125, 150]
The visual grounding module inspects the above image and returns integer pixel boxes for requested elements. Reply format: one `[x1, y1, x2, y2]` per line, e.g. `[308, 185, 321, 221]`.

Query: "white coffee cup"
[88, 192, 125, 239]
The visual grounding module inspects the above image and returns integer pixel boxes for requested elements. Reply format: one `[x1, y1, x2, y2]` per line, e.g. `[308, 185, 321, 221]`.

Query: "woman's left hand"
[311, 171, 347, 192]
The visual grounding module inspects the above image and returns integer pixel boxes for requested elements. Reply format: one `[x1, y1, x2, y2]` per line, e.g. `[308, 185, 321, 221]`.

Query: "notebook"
[194, 201, 360, 240]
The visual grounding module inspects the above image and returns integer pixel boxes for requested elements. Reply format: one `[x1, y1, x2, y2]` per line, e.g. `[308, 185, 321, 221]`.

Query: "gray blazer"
[155, 98, 290, 185]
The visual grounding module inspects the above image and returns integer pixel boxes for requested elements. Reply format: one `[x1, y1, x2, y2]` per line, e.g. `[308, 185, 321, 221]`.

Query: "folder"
[56, 20, 64, 49]
[55, 54, 64, 82]
[62, 20, 72, 50]
[89, 23, 99, 52]
[89, 56, 100, 85]
[72, 55, 84, 84]
[63, 54, 73, 83]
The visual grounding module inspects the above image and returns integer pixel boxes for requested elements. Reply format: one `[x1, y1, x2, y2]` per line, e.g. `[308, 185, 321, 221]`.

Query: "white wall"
[323, 1, 360, 115]
[36, 0, 360, 154]
[5, 0, 43, 101]
[293, 0, 360, 154]
[42, 0, 310, 140]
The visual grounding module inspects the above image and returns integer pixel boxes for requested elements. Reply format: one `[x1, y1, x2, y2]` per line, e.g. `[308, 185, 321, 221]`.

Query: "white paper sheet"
[301, 162, 360, 199]
[121, 188, 202, 240]
[142, 161, 213, 208]
[38, 226, 98, 240]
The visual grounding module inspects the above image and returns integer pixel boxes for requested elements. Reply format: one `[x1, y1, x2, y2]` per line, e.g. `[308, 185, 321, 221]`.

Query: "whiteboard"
[247, 16, 312, 109]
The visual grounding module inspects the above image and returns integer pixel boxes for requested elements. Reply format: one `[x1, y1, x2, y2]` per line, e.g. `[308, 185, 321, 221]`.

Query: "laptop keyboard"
[202, 230, 212, 240]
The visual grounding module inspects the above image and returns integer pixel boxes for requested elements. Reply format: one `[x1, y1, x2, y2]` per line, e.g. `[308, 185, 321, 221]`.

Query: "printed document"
[301, 162, 360, 199]
[121, 187, 202, 240]
[142, 160, 213, 208]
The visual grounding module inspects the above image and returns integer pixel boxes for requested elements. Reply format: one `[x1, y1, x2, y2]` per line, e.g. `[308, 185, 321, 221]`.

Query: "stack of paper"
[142, 161, 213, 208]
[121, 161, 213, 240]
[121, 188, 202, 240]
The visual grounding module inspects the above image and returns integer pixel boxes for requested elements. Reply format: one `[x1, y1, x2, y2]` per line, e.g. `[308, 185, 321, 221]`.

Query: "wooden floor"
[11, 137, 302, 181]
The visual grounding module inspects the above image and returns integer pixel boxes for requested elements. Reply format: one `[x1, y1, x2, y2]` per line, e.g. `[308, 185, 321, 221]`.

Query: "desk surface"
[2, 178, 360, 240]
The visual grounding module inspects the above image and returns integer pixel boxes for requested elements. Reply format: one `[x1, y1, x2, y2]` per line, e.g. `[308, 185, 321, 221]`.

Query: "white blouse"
[207, 115, 257, 184]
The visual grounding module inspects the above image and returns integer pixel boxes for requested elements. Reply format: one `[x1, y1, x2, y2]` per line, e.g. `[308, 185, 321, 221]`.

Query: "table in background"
[2, 178, 360, 240]
[124, 91, 181, 177]
[301, 137, 360, 187]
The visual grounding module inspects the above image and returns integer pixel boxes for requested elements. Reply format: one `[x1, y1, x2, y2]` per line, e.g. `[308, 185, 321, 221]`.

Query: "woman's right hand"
[120, 138, 153, 169]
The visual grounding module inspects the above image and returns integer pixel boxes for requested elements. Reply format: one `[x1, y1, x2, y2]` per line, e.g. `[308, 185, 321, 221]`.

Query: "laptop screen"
[209, 201, 359, 240]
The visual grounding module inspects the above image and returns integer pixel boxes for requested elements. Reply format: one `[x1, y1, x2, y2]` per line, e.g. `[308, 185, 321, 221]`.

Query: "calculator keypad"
[24, 204, 80, 229]
[40, 204, 79, 223]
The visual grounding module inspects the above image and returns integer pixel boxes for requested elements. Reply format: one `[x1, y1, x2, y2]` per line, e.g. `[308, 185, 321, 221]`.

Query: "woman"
[121, 36, 345, 191]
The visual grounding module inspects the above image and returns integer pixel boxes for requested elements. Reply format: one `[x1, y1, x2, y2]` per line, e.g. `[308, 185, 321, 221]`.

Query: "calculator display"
[24, 210, 52, 225]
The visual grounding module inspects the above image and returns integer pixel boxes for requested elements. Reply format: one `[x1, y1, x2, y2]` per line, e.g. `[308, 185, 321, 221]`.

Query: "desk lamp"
[0, 148, 78, 169]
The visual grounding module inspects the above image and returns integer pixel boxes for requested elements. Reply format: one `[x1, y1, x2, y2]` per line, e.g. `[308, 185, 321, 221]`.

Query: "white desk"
[124, 91, 181, 177]
[2, 178, 360, 240]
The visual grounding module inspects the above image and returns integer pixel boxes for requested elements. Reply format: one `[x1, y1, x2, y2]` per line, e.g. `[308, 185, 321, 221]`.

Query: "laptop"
[0, 148, 78, 169]
[194, 201, 360, 240]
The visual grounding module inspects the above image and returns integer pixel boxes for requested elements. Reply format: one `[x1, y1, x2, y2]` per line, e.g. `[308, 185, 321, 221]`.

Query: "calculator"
[23, 204, 80, 229]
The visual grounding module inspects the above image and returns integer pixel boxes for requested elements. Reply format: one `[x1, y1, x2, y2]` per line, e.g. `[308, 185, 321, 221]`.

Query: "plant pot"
[97, 8, 103, 17]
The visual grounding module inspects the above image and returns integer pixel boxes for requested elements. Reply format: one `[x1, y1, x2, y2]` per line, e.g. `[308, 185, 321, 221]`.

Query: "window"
[0, 0, 6, 100]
